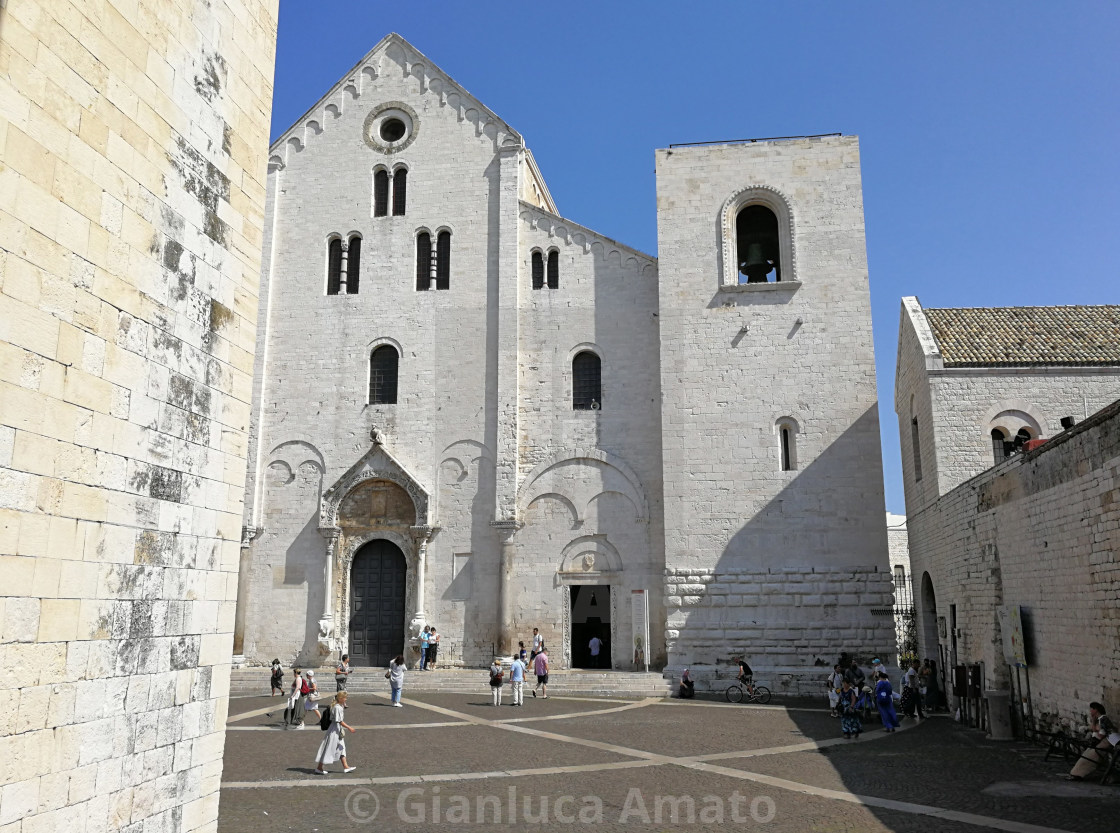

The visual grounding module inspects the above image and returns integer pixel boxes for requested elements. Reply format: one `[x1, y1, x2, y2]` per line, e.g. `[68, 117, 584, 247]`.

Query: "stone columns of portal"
[408, 525, 434, 637]
[491, 519, 521, 654]
[317, 527, 341, 657]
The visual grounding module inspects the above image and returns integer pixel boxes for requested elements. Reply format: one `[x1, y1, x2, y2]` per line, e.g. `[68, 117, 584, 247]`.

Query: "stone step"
[233, 668, 673, 698]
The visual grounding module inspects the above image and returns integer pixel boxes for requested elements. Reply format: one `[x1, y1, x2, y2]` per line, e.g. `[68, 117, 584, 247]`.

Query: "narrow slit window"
[369, 346, 399, 404]
[416, 232, 431, 291]
[572, 351, 601, 410]
[780, 427, 794, 471]
[392, 168, 407, 216]
[531, 251, 544, 289]
[547, 250, 559, 289]
[326, 238, 342, 295]
[436, 230, 451, 290]
[911, 417, 923, 481]
[373, 170, 389, 217]
[346, 236, 361, 294]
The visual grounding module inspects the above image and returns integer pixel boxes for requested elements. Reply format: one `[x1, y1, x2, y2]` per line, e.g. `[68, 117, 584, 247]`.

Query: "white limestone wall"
[512, 210, 665, 666]
[893, 302, 942, 515]
[907, 401, 1120, 729]
[243, 41, 517, 666]
[654, 136, 894, 683]
[0, 1, 279, 831]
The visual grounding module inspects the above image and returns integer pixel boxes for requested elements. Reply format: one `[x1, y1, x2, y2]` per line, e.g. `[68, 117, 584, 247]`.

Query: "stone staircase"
[232, 667, 673, 698]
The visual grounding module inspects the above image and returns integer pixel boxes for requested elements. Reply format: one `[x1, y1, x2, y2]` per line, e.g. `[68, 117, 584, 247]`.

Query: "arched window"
[392, 167, 407, 216]
[346, 235, 361, 294]
[736, 204, 781, 283]
[531, 251, 544, 289]
[572, 351, 601, 410]
[373, 169, 389, 217]
[547, 249, 559, 289]
[326, 238, 342, 295]
[991, 428, 1008, 464]
[416, 231, 431, 291]
[780, 427, 794, 471]
[435, 230, 451, 290]
[368, 346, 398, 404]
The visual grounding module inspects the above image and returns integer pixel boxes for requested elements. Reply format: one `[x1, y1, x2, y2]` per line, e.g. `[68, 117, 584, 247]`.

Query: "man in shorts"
[530, 627, 543, 662]
[532, 647, 549, 698]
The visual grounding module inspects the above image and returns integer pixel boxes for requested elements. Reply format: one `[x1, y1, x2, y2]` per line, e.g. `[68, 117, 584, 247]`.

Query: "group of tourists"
[418, 625, 441, 670]
[825, 655, 938, 739]
[269, 654, 358, 731]
[489, 629, 550, 705]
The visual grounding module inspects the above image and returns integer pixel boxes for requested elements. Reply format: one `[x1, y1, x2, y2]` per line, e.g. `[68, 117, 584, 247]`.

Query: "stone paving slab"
[217, 695, 1116, 833]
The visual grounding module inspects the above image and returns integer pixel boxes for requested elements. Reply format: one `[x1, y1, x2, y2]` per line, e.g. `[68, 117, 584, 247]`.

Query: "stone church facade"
[238, 33, 896, 686]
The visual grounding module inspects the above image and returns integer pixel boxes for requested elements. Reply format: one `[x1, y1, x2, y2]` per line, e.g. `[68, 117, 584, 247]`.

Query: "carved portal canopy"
[320, 441, 432, 530]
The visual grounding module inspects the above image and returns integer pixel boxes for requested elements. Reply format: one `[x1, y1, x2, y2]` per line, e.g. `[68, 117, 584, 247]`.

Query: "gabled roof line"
[269, 32, 523, 157]
[518, 201, 657, 266]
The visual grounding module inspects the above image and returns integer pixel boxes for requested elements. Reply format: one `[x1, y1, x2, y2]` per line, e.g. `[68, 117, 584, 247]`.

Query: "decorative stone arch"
[321, 443, 430, 529]
[983, 399, 1045, 438]
[719, 184, 797, 289]
[525, 492, 581, 526]
[517, 448, 648, 523]
[556, 535, 623, 671]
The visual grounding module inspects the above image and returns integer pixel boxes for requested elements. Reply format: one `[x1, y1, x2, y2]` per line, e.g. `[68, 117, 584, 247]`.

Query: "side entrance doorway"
[348, 539, 406, 666]
[570, 584, 610, 669]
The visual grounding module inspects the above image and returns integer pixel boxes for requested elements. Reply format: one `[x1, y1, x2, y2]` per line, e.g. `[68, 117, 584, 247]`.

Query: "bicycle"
[725, 678, 771, 704]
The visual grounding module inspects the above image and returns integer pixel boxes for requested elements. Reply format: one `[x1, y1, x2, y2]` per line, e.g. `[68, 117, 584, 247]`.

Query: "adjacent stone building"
[0, 1, 278, 831]
[895, 299, 1120, 726]
[240, 33, 895, 689]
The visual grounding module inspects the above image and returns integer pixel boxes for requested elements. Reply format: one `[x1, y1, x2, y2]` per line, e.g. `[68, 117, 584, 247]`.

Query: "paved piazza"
[216, 692, 1117, 832]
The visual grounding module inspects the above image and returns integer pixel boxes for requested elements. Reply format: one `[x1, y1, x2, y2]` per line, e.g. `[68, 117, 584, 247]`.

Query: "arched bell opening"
[736, 204, 781, 283]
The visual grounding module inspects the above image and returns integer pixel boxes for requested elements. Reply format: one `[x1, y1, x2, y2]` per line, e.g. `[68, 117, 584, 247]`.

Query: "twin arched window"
[369, 345, 399, 404]
[326, 234, 362, 295]
[416, 230, 451, 291]
[991, 427, 1033, 464]
[374, 166, 408, 217]
[531, 249, 560, 290]
[572, 351, 601, 410]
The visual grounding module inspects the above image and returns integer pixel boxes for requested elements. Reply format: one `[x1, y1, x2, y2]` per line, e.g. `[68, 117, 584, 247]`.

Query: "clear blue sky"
[270, 1, 1120, 513]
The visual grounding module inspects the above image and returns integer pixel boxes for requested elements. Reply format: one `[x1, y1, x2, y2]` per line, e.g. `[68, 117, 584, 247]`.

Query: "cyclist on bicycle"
[737, 657, 754, 689]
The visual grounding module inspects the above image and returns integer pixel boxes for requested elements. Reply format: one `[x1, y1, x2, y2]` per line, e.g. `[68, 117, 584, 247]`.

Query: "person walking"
[530, 628, 543, 661]
[874, 672, 901, 732]
[531, 647, 549, 698]
[509, 653, 526, 706]
[427, 627, 440, 670]
[589, 634, 604, 668]
[902, 661, 925, 719]
[304, 670, 322, 723]
[388, 654, 406, 706]
[314, 692, 357, 775]
[335, 654, 351, 692]
[838, 679, 862, 739]
[419, 626, 430, 671]
[270, 659, 284, 696]
[284, 669, 306, 728]
[489, 658, 504, 706]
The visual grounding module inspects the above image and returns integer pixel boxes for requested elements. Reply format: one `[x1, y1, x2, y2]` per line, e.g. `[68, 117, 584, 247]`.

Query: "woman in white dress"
[315, 692, 356, 774]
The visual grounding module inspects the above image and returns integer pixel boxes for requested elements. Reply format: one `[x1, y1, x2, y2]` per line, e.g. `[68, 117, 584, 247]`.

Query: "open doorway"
[570, 585, 610, 668]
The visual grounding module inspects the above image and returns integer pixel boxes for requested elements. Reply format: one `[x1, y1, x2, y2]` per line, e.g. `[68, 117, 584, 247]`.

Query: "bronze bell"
[741, 242, 775, 283]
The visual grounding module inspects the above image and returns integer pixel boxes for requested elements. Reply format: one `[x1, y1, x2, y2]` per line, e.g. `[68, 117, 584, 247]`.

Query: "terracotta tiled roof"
[924, 306, 1120, 367]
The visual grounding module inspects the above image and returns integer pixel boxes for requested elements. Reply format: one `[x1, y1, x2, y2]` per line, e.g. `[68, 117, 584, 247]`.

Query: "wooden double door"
[348, 539, 406, 666]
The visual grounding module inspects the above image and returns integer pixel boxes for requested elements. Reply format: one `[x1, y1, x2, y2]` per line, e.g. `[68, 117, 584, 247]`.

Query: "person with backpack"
[489, 657, 504, 706]
[270, 659, 284, 696]
[874, 671, 901, 732]
[314, 691, 357, 775]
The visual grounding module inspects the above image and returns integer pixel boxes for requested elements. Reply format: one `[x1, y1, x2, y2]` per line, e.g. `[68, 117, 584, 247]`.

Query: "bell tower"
[654, 135, 894, 688]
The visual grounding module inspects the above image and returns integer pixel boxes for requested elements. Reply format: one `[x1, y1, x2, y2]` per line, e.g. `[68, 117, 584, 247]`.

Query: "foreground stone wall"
[0, 1, 278, 830]
[909, 399, 1120, 730]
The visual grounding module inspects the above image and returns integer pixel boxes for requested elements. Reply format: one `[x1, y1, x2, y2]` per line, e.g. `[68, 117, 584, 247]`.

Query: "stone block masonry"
[0, 2, 279, 832]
